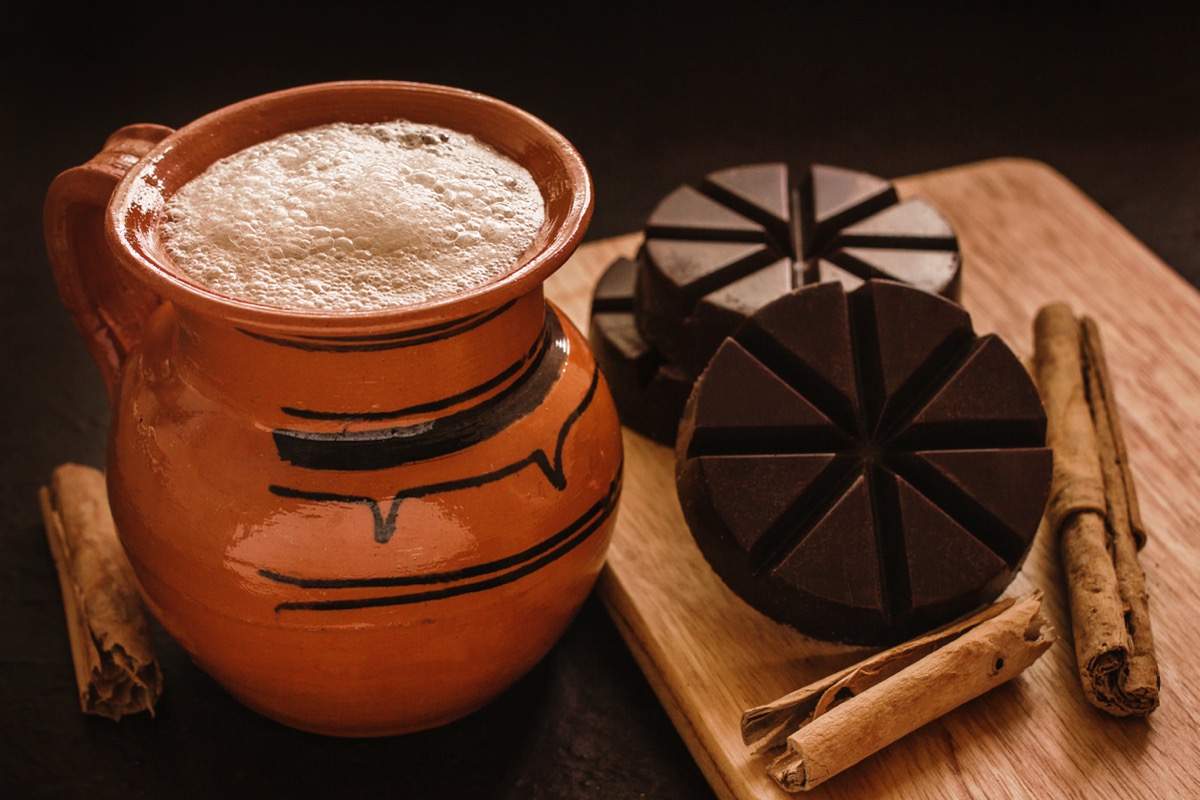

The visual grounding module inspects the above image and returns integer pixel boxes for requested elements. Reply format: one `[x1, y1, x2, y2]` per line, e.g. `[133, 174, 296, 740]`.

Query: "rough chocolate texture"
[635, 163, 962, 377]
[588, 257, 693, 445]
[675, 280, 1051, 646]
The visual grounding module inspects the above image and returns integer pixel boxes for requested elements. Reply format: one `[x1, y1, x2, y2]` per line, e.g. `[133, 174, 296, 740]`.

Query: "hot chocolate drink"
[160, 119, 546, 311]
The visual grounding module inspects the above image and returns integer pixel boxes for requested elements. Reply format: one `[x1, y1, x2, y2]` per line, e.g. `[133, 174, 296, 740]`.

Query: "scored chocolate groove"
[675, 280, 1052, 646]
[635, 163, 962, 377]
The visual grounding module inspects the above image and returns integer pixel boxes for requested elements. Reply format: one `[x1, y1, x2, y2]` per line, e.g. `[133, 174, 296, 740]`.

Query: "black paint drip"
[268, 364, 601, 544]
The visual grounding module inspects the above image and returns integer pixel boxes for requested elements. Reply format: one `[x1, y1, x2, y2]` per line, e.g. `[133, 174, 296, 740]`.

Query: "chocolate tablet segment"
[699, 453, 842, 554]
[645, 185, 768, 241]
[800, 164, 897, 258]
[772, 473, 885, 611]
[691, 258, 794, 368]
[814, 259, 866, 292]
[590, 254, 639, 312]
[702, 163, 792, 245]
[736, 281, 860, 432]
[596, 314, 651, 374]
[898, 448, 1054, 565]
[887, 471, 1007, 610]
[675, 280, 1052, 645]
[588, 258, 693, 445]
[852, 280, 974, 435]
[831, 197, 959, 250]
[684, 339, 850, 454]
[641, 239, 776, 298]
[698, 258, 794, 316]
[898, 334, 1048, 448]
[828, 248, 963, 296]
[636, 238, 779, 371]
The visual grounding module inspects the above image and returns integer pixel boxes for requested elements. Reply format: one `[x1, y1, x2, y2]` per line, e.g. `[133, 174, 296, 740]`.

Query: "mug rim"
[105, 80, 593, 334]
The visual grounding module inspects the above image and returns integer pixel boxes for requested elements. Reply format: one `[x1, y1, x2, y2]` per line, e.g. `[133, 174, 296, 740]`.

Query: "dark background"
[3, 4, 1197, 798]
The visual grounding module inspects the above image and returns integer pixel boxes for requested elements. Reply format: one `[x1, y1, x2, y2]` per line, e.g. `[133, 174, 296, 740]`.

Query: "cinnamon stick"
[38, 463, 162, 719]
[1032, 303, 1160, 716]
[743, 592, 1053, 792]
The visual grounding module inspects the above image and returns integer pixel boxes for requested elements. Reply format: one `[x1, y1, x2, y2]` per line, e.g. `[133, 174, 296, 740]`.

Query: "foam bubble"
[160, 120, 546, 310]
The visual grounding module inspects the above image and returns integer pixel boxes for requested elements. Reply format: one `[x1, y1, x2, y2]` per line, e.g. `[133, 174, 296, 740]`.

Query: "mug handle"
[43, 123, 174, 402]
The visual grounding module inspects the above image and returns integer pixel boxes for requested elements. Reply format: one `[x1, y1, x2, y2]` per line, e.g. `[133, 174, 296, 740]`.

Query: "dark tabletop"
[4, 4, 1198, 798]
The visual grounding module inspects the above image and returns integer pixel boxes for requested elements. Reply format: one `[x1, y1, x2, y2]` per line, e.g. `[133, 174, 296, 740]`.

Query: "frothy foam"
[160, 120, 546, 310]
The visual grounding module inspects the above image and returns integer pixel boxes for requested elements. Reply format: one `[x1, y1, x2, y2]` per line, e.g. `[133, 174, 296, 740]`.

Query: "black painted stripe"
[272, 311, 569, 470]
[281, 317, 548, 422]
[237, 299, 517, 352]
[262, 465, 622, 590]
[268, 470, 622, 612]
[267, 365, 603, 544]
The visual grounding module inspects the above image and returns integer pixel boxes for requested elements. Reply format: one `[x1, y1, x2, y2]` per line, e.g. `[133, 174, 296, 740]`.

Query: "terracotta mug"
[43, 81, 623, 736]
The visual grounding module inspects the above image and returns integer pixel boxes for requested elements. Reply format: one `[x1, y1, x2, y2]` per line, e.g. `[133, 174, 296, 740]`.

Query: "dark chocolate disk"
[675, 280, 1051, 646]
[588, 257, 693, 444]
[635, 163, 962, 376]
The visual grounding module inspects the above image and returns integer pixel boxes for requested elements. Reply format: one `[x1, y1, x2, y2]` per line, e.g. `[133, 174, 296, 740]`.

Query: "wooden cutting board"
[543, 158, 1200, 799]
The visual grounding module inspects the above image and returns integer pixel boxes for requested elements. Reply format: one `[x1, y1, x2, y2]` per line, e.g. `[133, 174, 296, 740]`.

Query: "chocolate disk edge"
[635, 162, 963, 378]
[588, 257, 693, 445]
[674, 279, 1051, 646]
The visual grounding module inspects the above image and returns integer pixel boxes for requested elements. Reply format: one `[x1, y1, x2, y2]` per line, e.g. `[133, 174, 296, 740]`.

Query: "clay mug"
[43, 80, 623, 736]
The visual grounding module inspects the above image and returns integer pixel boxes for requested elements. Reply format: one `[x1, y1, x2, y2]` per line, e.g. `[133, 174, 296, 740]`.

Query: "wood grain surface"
[543, 158, 1200, 799]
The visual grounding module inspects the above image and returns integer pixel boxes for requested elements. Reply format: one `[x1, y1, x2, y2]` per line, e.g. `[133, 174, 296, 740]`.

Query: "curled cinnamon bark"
[38, 463, 162, 719]
[1032, 303, 1159, 716]
[742, 593, 1053, 792]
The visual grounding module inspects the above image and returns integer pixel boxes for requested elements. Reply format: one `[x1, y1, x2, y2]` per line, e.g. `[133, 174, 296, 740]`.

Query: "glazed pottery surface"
[43, 81, 623, 736]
